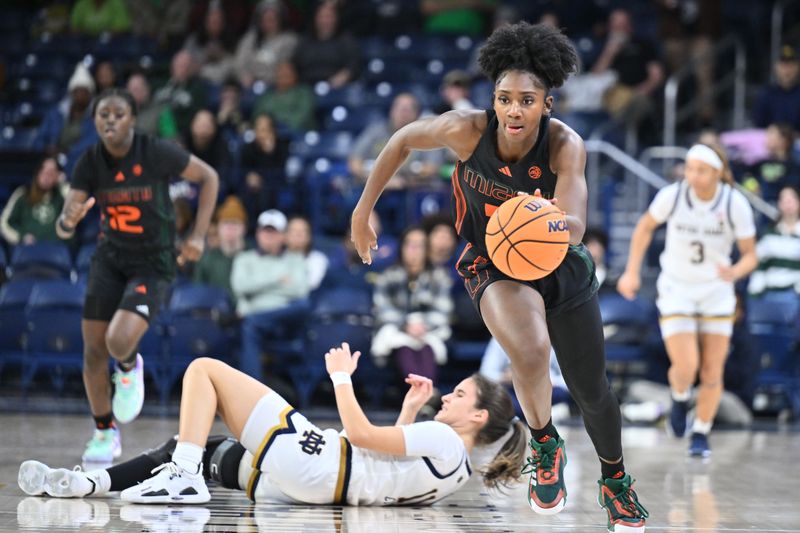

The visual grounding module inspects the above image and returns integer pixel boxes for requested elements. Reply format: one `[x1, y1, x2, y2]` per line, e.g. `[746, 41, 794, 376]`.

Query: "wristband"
[330, 372, 352, 387]
[57, 216, 75, 236]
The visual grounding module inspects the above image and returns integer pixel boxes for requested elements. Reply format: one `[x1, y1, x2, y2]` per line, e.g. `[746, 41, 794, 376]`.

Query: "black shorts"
[83, 242, 175, 323]
[457, 242, 599, 317]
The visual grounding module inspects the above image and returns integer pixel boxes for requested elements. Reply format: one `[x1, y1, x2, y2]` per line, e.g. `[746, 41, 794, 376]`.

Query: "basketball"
[485, 195, 570, 280]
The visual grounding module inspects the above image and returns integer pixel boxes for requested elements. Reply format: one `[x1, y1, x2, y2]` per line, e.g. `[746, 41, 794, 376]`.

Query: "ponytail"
[480, 419, 528, 490]
[470, 373, 529, 490]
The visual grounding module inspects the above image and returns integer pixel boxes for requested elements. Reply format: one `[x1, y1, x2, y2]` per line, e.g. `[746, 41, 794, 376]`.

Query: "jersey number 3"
[106, 205, 143, 234]
[690, 241, 704, 264]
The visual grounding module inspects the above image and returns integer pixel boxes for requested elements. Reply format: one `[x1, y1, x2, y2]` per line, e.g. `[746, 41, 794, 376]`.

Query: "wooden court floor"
[1, 413, 798, 532]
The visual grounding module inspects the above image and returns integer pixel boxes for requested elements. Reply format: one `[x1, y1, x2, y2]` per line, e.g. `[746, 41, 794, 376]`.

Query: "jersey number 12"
[106, 205, 143, 234]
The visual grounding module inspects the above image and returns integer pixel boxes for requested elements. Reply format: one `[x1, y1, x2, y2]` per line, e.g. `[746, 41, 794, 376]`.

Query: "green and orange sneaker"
[598, 473, 648, 532]
[521, 436, 567, 514]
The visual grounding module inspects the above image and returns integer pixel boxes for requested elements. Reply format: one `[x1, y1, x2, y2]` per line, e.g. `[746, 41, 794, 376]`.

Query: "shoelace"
[151, 462, 182, 480]
[521, 439, 557, 476]
[600, 479, 650, 519]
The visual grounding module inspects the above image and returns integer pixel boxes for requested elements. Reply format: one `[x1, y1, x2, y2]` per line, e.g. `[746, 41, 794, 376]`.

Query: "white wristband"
[330, 372, 352, 387]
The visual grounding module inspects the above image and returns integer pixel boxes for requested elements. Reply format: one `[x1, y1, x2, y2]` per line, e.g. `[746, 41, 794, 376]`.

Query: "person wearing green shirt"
[70, 0, 131, 36]
[0, 156, 68, 246]
[252, 62, 316, 132]
[193, 195, 248, 301]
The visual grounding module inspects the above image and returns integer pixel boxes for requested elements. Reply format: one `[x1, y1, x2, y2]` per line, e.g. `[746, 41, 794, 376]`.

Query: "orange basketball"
[485, 195, 570, 280]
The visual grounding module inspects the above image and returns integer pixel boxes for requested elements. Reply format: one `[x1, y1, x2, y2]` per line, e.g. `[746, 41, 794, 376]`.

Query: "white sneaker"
[18, 461, 97, 498]
[82, 428, 122, 463]
[121, 462, 210, 504]
[113, 353, 145, 424]
[120, 505, 210, 533]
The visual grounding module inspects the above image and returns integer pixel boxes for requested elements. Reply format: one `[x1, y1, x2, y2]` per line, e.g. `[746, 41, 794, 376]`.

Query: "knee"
[105, 329, 136, 360]
[83, 342, 108, 369]
[186, 357, 215, 376]
[699, 366, 723, 388]
[505, 338, 550, 376]
[672, 358, 699, 378]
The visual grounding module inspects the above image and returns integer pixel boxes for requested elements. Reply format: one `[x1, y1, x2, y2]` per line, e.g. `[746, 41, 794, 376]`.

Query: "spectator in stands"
[126, 72, 178, 139]
[93, 61, 118, 93]
[70, 0, 131, 36]
[583, 226, 613, 292]
[744, 123, 800, 202]
[591, 9, 664, 124]
[35, 63, 99, 164]
[234, 0, 298, 88]
[421, 213, 458, 273]
[656, 0, 721, 125]
[292, 0, 361, 88]
[371, 226, 453, 382]
[185, 110, 230, 191]
[216, 79, 248, 137]
[240, 113, 290, 225]
[748, 185, 800, 296]
[173, 198, 195, 264]
[194, 195, 247, 301]
[348, 93, 441, 187]
[183, 2, 237, 85]
[753, 44, 800, 130]
[321, 228, 373, 290]
[153, 50, 208, 137]
[252, 61, 315, 132]
[285, 215, 328, 291]
[125, 0, 190, 47]
[231, 209, 309, 381]
[435, 70, 476, 115]
[420, 0, 496, 36]
[0, 156, 68, 246]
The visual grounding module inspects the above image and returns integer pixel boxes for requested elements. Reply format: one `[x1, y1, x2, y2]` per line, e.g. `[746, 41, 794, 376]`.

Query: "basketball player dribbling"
[351, 22, 648, 532]
[617, 144, 757, 458]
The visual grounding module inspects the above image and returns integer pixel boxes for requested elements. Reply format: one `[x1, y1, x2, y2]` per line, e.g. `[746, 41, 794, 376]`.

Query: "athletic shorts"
[457, 242, 599, 317]
[238, 392, 353, 505]
[83, 242, 175, 323]
[656, 274, 735, 338]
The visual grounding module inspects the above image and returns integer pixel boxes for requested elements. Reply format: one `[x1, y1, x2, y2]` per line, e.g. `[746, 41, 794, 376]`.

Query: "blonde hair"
[471, 373, 529, 490]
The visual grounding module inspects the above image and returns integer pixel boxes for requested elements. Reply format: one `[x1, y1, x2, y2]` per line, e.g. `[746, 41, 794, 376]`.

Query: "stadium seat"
[75, 243, 97, 275]
[747, 291, 800, 416]
[22, 280, 85, 393]
[160, 284, 235, 403]
[0, 127, 39, 151]
[9, 242, 73, 280]
[599, 293, 658, 386]
[0, 279, 37, 382]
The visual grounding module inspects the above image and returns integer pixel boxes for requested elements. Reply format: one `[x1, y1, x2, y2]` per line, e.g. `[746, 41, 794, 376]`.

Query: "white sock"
[172, 442, 204, 475]
[671, 389, 691, 402]
[86, 469, 111, 496]
[692, 419, 712, 435]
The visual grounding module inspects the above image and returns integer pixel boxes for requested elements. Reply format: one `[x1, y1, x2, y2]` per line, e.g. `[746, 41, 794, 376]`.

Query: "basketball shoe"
[82, 427, 121, 463]
[522, 436, 567, 514]
[121, 462, 210, 504]
[18, 461, 105, 498]
[113, 353, 145, 424]
[668, 400, 688, 438]
[688, 432, 711, 458]
[598, 473, 648, 532]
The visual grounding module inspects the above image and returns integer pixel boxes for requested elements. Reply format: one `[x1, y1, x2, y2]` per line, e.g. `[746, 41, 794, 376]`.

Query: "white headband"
[686, 144, 723, 170]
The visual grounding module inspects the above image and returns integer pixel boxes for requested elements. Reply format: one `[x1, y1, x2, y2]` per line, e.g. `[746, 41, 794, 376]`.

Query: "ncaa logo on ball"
[547, 219, 568, 232]
[528, 166, 542, 179]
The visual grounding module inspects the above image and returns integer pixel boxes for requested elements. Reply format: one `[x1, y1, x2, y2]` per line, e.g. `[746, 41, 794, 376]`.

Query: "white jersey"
[239, 394, 472, 507]
[648, 181, 756, 283]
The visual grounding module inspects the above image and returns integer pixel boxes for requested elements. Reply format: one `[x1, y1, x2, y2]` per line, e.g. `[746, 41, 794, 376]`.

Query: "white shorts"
[237, 393, 353, 504]
[656, 275, 735, 338]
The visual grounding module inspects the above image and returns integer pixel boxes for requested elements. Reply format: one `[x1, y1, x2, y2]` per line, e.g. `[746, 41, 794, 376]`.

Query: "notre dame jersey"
[451, 110, 557, 257]
[71, 133, 190, 251]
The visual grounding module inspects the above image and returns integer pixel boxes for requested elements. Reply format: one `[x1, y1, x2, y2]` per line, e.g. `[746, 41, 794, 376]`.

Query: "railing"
[663, 35, 746, 147]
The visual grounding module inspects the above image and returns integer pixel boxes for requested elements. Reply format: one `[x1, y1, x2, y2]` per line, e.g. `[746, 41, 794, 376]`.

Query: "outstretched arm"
[326, 343, 407, 455]
[351, 110, 483, 264]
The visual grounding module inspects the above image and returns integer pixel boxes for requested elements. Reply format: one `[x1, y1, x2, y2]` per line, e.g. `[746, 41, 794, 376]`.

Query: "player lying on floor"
[19, 343, 528, 505]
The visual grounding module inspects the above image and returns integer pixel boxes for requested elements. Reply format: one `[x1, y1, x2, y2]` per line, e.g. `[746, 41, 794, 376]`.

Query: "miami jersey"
[649, 181, 756, 283]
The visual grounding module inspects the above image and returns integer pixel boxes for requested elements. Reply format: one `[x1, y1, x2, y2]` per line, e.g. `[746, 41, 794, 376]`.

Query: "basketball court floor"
[1, 413, 799, 532]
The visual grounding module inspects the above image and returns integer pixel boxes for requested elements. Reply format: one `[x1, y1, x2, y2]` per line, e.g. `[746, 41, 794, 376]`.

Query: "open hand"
[62, 197, 96, 229]
[325, 342, 362, 375]
[402, 374, 434, 412]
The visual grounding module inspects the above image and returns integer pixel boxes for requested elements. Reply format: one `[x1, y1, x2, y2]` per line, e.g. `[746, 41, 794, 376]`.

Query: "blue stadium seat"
[0, 279, 37, 381]
[75, 243, 97, 275]
[747, 291, 800, 416]
[599, 293, 658, 383]
[159, 284, 235, 403]
[3, 102, 44, 128]
[0, 127, 39, 151]
[13, 54, 71, 81]
[9, 242, 73, 280]
[22, 280, 85, 393]
[314, 81, 366, 111]
[323, 106, 384, 134]
[290, 131, 354, 160]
